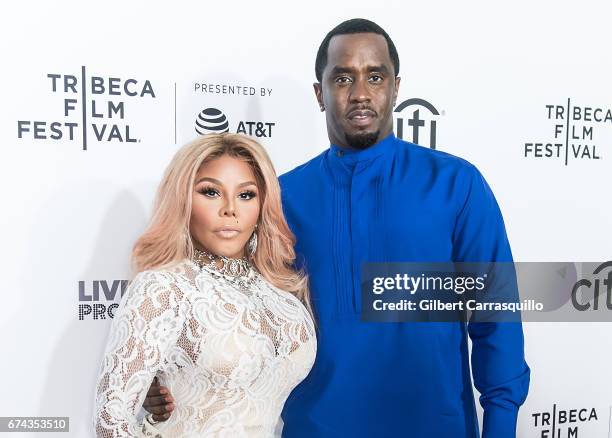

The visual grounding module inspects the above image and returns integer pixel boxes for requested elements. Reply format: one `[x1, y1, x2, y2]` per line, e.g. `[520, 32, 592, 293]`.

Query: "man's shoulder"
[400, 139, 477, 174]
[279, 150, 327, 187]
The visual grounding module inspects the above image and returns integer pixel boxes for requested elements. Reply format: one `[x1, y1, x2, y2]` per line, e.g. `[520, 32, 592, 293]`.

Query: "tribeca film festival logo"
[524, 99, 611, 165]
[17, 66, 156, 150]
[394, 98, 442, 149]
[194, 107, 275, 138]
[531, 404, 600, 437]
[78, 280, 127, 321]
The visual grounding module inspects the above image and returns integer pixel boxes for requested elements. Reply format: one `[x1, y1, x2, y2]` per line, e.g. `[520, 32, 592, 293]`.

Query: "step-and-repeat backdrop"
[1, 1, 611, 436]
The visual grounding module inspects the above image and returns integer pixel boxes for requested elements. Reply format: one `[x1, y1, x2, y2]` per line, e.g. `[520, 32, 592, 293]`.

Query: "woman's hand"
[143, 377, 175, 422]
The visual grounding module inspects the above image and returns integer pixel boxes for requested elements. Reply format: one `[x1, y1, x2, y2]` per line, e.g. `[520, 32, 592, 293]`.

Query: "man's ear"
[313, 83, 325, 112]
[393, 77, 401, 107]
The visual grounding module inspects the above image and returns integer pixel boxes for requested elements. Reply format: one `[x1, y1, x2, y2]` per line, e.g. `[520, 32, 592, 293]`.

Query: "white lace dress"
[93, 258, 316, 437]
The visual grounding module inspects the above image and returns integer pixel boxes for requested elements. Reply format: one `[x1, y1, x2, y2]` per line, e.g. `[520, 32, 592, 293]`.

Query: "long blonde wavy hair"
[132, 133, 311, 309]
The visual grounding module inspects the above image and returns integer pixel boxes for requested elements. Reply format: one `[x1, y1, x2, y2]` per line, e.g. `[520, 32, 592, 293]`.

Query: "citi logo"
[394, 98, 441, 149]
[571, 261, 612, 311]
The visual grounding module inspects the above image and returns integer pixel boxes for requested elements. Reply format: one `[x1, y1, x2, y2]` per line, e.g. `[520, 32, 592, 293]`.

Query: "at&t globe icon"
[195, 108, 229, 135]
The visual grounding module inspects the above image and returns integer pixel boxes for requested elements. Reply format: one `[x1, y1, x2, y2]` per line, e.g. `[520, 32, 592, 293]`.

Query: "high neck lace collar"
[192, 248, 257, 290]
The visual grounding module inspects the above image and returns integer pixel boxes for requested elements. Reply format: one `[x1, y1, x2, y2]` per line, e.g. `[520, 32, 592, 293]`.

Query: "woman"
[93, 133, 316, 437]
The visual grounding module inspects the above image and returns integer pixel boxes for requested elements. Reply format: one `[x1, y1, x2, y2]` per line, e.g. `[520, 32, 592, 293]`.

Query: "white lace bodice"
[93, 259, 316, 437]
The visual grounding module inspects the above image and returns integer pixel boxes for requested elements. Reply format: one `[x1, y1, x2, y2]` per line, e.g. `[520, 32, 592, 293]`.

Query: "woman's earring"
[248, 228, 258, 256]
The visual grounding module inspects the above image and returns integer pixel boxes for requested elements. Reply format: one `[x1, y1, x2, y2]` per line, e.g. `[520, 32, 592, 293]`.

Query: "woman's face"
[190, 154, 261, 259]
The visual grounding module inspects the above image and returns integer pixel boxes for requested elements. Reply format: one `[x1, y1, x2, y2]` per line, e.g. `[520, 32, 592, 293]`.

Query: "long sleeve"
[93, 270, 186, 437]
[452, 164, 531, 438]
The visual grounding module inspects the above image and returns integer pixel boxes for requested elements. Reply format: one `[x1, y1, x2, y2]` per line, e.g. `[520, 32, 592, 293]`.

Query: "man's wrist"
[482, 404, 519, 438]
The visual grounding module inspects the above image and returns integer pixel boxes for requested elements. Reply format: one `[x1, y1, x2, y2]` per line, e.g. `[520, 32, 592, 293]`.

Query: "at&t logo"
[195, 107, 275, 138]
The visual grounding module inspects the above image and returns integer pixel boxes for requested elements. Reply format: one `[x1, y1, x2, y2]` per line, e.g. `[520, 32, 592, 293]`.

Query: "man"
[144, 18, 530, 437]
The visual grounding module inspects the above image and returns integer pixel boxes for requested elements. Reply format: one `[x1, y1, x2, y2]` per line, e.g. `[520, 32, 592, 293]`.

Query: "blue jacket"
[279, 134, 530, 438]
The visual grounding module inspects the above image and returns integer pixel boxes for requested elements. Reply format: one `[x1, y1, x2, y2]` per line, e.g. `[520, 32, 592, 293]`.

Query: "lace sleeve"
[93, 270, 187, 437]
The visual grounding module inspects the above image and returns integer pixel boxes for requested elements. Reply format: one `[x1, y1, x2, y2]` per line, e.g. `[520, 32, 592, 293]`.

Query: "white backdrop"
[1, 1, 611, 436]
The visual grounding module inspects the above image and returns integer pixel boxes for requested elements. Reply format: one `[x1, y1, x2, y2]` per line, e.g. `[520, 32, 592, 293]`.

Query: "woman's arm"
[93, 270, 186, 437]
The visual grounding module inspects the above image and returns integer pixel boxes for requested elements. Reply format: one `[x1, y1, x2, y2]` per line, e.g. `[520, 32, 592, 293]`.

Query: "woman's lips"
[215, 228, 241, 239]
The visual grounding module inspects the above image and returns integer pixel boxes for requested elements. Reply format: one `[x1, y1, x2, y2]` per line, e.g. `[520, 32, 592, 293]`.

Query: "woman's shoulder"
[135, 259, 198, 280]
[128, 260, 199, 300]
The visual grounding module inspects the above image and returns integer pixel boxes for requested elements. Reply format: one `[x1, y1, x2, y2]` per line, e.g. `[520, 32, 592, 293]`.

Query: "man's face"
[315, 33, 400, 150]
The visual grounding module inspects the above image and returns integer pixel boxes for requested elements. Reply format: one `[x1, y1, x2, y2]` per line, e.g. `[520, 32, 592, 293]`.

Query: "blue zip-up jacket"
[279, 134, 530, 438]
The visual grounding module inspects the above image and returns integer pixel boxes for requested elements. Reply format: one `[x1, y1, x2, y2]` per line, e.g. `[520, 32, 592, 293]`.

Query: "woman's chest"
[164, 276, 316, 375]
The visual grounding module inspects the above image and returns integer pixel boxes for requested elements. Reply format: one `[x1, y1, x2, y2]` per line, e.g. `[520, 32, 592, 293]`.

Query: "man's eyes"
[334, 75, 384, 84]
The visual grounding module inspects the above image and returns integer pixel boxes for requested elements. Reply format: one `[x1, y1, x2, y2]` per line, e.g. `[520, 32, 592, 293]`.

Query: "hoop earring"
[248, 227, 258, 256]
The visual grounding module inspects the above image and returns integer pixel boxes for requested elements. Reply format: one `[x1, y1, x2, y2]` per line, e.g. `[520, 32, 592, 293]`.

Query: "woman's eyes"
[239, 191, 257, 200]
[198, 187, 256, 200]
[199, 187, 220, 198]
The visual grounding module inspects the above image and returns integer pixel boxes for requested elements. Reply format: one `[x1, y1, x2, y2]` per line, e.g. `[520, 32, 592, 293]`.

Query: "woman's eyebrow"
[195, 177, 257, 189]
[195, 177, 221, 185]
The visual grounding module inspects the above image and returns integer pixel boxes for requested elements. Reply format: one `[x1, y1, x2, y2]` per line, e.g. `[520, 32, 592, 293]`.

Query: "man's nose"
[349, 77, 371, 103]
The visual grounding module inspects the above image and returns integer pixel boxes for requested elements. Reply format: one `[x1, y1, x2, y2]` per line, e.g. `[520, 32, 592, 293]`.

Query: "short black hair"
[315, 18, 400, 82]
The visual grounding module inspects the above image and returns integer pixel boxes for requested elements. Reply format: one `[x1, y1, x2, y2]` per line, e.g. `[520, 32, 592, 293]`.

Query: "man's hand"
[143, 377, 175, 422]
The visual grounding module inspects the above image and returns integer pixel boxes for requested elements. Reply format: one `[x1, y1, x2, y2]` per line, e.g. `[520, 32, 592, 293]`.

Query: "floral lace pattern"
[94, 260, 316, 437]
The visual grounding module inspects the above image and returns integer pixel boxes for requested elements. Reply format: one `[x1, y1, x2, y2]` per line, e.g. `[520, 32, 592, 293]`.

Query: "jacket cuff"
[482, 405, 518, 438]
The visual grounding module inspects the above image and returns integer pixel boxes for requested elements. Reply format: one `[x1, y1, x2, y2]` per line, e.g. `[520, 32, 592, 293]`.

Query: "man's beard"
[345, 130, 380, 150]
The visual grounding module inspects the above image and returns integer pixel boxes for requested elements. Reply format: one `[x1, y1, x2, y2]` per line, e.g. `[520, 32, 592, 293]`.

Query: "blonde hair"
[132, 133, 311, 310]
